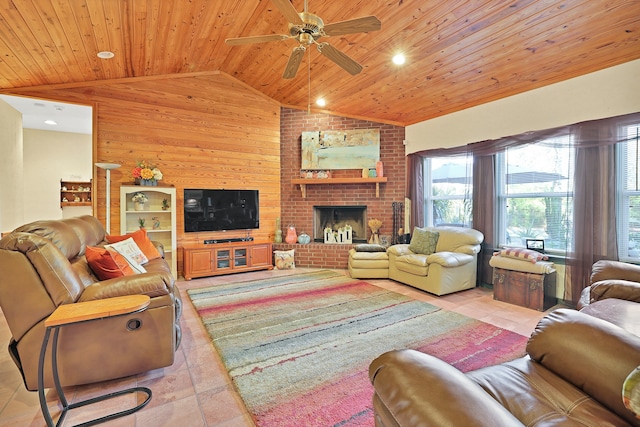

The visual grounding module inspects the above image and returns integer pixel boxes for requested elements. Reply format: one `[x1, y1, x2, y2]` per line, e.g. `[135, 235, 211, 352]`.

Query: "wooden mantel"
[291, 177, 388, 198]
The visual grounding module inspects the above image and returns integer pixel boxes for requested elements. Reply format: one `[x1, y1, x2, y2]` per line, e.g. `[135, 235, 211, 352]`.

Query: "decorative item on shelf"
[138, 218, 145, 229]
[368, 218, 382, 245]
[131, 192, 148, 211]
[362, 168, 368, 178]
[300, 170, 314, 179]
[73, 195, 80, 202]
[297, 232, 311, 244]
[339, 225, 352, 244]
[132, 160, 163, 186]
[274, 217, 283, 243]
[324, 227, 337, 244]
[368, 168, 377, 178]
[313, 170, 331, 179]
[285, 225, 298, 244]
[161, 199, 170, 211]
[376, 161, 384, 178]
[323, 225, 352, 244]
[152, 217, 160, 230]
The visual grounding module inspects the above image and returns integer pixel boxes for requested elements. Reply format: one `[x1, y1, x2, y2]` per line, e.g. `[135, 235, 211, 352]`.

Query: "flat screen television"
[184, 189, 259, 232]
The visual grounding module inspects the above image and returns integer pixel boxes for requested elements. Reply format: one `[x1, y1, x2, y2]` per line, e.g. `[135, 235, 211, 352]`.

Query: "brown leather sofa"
[578, 259, 640, 336]
[369, 309, 640, 426]
[0, 215, 182, 391]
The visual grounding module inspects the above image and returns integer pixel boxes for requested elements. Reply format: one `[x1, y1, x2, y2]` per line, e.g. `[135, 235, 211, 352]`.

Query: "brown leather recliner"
[369, 309, 640, 426]
[578, 259, 640, 336]
[0, 215, 182, 391]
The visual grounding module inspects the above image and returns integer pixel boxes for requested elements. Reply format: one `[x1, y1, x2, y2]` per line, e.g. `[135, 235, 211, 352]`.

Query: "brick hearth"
[273, 243, 352, 269]
[278, 108, 406, 268]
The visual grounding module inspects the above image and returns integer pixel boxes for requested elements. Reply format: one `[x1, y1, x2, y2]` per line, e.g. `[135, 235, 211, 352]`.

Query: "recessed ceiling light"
[97, 51, 114, 59]
[316, 98, 326, 107]
[392, 54, 406, 65]
[44, 120, 58, 126]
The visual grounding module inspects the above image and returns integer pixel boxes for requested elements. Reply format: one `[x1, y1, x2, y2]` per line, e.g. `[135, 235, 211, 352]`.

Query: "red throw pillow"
[106, 228, 161, 260]
[86, 246, 136, 280]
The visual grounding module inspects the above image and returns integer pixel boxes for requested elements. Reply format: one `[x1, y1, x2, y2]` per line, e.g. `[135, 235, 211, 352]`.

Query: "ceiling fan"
[225, 0, 381, 79]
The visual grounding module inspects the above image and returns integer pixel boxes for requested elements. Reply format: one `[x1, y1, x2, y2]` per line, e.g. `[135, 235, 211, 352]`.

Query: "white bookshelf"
[120, 185, 177, 278]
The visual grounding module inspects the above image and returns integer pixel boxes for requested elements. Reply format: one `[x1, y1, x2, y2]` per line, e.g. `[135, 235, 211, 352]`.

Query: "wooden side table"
[38, 295, 152, 427]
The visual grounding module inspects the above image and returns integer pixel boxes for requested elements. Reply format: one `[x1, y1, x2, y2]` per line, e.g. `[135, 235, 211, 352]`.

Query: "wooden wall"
[10, 72, 281, 274]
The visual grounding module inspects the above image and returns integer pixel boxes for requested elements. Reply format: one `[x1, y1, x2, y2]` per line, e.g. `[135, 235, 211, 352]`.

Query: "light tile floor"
[0, 268, 563, 426]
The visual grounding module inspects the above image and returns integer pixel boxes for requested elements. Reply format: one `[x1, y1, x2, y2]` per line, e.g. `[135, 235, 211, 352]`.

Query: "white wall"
[23, 129, 92, 223]
[406, 59, 640, 154]
[0, 100, 24, 234]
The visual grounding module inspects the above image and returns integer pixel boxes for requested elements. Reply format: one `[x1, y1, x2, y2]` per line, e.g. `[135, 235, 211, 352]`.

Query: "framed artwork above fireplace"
[301, 129, 380, 170]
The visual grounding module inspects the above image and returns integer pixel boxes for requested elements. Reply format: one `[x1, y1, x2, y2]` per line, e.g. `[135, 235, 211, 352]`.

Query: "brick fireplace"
[274, 108, 406, 269]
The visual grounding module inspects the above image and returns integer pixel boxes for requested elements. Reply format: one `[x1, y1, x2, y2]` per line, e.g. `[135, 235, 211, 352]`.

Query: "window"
[618, 123, 640, 261]
[497, 138, 574, 253]
[424, 155, 472, 227]
[423, 124, 640, 259]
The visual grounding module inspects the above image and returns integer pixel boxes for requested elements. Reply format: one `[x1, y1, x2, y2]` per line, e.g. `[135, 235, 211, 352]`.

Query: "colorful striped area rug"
[187, 270, 528, 426]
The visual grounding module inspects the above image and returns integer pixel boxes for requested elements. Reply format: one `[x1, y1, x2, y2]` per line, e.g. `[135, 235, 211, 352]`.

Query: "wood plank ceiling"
[0, 0, 638, 126]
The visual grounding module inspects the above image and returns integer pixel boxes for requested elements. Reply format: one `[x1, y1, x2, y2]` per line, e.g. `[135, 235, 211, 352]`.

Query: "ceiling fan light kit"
[225, 0, 380, 79]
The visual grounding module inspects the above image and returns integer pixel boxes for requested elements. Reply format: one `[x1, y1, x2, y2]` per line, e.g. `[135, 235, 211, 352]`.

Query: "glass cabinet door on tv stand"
[120, 185, 177, 278]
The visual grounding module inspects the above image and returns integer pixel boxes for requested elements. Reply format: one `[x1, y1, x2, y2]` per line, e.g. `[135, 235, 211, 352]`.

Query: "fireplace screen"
[313, 206, 367, 243]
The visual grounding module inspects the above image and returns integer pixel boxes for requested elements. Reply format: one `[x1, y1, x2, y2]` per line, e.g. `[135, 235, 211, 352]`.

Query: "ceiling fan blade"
[283, 46, 306, 79]
[271, 0, 303, 25]
[323, 16, 381, 37]
[225, 34, 290, 46]
[317, 43, 363, 75]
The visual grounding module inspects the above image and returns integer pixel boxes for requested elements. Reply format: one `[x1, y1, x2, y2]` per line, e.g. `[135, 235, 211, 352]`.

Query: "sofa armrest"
[369, 349, 524, 427]
[591, 260, 640, 285]
[527, 309, 640, 424]
[456, 244, 481, 255]
[426, 251, 474, 267]
[386, 244, 412, 256]
[78, 271, 175, 301]
[590, 280, 640, 303]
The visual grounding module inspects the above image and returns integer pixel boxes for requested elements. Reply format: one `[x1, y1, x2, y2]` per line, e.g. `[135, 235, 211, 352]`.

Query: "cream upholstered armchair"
[387, 226, 484, 295]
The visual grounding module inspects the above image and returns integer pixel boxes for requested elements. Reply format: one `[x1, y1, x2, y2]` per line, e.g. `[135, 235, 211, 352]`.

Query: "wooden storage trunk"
[492, 267, 557, 311]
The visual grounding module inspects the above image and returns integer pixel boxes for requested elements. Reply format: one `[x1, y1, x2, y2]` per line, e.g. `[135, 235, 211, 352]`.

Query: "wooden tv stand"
[182, 241, 273, 280]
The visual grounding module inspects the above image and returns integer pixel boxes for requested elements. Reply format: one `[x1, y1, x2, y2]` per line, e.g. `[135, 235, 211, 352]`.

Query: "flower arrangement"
[368, 218, 382, 233]
[368, 218, 382, 244]
[138, 218, 146, 228]
[131, 192, 148, 203]
[132, 160, 163, 183]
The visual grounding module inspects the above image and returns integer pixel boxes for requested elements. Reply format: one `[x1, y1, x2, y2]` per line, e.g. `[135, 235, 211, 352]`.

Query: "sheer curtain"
[565, 121, 621, 302]
[472, 154, 496, 285]
[407, 154, 424, 231]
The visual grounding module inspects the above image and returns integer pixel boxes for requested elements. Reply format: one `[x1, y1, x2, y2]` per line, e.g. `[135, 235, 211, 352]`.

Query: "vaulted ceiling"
[0, 0, 638, 126]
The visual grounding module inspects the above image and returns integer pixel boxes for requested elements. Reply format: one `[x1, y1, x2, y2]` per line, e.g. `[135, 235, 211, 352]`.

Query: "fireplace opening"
[313, 206, 367, 243]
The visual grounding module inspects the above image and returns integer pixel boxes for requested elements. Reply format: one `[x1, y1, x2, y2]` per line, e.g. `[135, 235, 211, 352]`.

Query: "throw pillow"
[106, 228, 161, 260]
[85, 246, 136, 280]
[409, 228, 440, 255]
[274, 249, 295, 270]
[105, 237, 148, 273]
[497, 248, 548, 264]
[623, 366, 640, 419]
[354, 244, 387, 252]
